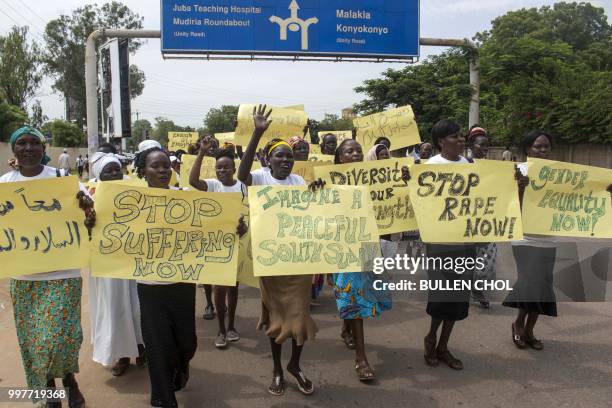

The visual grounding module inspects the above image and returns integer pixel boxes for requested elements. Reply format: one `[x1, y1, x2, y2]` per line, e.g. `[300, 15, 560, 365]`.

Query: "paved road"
[0, 243, 611, 408]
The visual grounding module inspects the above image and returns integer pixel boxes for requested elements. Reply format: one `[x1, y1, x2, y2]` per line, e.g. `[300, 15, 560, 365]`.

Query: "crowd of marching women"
[2, 106, 611, 408]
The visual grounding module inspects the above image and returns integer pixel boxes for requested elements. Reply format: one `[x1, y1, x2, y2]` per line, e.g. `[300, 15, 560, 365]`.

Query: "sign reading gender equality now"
[161, 0, 420, 59]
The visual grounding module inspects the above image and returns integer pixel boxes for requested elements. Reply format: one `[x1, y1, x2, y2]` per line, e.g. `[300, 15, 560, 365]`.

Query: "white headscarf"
[138, 139, 162, 153]
[91, 152, 122, 180]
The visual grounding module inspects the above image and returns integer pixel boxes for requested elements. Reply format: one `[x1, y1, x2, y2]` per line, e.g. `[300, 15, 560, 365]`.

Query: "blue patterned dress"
[332, 272, 392, 319]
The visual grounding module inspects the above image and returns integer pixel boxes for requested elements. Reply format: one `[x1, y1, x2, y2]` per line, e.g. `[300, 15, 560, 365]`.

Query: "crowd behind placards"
[1, 105, 611, 407]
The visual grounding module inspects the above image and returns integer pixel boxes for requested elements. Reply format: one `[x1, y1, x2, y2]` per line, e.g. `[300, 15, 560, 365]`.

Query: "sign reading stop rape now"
[161, 0, 420, 59]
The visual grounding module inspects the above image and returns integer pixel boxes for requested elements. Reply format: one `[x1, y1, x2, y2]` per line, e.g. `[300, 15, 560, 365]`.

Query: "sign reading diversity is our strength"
[408, 160, 523, 243]
[91, 182, 242, 285]
[249, 185, 380, 276]
[168, 131, 199, 151]
[522, 158, 612, 238]
[353, 105, 421, 150]
[315, 158, 417, 234]
[0, 177, 89, 277]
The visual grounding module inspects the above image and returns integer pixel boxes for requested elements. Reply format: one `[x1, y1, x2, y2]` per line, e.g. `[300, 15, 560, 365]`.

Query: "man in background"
[58, 149, 71, 173]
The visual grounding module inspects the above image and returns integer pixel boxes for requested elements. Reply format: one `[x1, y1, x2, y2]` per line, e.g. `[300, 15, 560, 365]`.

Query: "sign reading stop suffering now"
[161, 0, 420, 59]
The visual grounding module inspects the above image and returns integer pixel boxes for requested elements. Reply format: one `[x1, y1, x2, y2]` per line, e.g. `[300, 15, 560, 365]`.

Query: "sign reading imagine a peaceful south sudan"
[161, 0, 420, 59]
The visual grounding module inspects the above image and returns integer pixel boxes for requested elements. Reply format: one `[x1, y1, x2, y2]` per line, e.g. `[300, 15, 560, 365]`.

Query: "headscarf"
[467, 127, 487, 145]
[9, 126, 51, 165]
[366, 144, 387, 161]
[288, 136, 309, 152]
[91, 151, 122, 180]
[138, 139, 162, 153]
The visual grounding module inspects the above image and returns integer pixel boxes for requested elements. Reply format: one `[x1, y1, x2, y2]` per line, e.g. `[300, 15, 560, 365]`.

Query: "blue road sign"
[161, 0, 420, 59]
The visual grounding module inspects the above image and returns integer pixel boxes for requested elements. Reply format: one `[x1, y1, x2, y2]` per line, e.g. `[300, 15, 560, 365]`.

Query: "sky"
[0, 0, 610, 128]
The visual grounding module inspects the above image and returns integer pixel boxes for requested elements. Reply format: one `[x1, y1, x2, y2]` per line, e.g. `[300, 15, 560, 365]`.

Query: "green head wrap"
[9, 126, 51, 165]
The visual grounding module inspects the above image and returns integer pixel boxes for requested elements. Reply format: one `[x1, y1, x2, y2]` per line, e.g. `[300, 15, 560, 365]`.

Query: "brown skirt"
[257, 275, 317, 346]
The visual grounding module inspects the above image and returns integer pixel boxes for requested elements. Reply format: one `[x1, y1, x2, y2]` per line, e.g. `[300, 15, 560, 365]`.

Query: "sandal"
[512, 323, 526, 349]
[436, 349, 463, 370]
[341, 331, 356, 350]
[268, 374, 285, 396]
[355, 361, 376, 381]
[111, 358, 130, 376]
[287, 366, 314, 395]
[524, 335, 544, 350]
[424, 336, 439, 366]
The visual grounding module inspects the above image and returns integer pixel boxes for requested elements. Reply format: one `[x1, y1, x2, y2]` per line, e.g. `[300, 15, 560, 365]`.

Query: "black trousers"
[138, 283, 197, 407]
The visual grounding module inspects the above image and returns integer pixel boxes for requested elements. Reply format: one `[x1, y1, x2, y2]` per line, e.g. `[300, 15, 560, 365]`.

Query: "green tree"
[43, 2, 145, 128]
[0, 95, 27, 142]
[0, 26, 42, 109]
[49, 119, 86, 147]
[152, 117, 188, 147]
[202, 105, 239, 135]
[354, 2, 612, 145]
[128, 118, 152, 150]
[30, 100, 47, 129]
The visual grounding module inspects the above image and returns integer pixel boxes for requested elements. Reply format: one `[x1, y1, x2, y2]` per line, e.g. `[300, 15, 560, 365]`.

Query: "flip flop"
[268, 375, 285, 396]
[287, 367, 314, 395]
[512, 323, 527, 349]
[355, 362, 376, 381]
[424, 336, 439, 366]
[524, 335, 544, 350]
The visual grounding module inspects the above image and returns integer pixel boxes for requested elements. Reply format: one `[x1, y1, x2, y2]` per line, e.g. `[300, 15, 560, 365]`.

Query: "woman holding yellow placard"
[133, 140, 197, 408]
[0, 126, 95, 408]
[331, 139, 394, 382]
[238, 105, 318, 397]
[420, 119, 476, 371]
[503, 130, 557, 350]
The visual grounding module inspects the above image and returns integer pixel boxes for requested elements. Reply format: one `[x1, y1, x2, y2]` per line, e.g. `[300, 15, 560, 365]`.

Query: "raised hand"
[253, 104, 273, 134]
[308, 178, 326, 192]
[514, 164, 529, 190]
[237, 215, 248, 238]
[401, 165, 411, 183]
[199, 136, 214, 156]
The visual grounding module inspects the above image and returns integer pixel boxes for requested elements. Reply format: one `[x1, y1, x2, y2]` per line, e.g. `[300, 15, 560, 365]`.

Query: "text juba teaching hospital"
[372, 255, 487, 274]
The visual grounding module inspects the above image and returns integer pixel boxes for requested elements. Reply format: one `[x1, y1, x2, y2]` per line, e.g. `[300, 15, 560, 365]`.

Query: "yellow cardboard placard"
[237, 194, 259, 288]
[168, 131, 199, 151]
[318, 130, 352, 144]
[0, 176, 89, 277]
[408, 160, 523, 243]
[215, 132, 235, 145]
[249, 185, 380, 276]
[91, 182, 242, 284]
[292, 160, 328, 183]
[307, 153, 334, 164]
[315, 158, 417, 235]
[353, 105, 421, 150]
[179, 155, 217, 188]
[234, 104, 308, 146]
[522, 158, 612, 238]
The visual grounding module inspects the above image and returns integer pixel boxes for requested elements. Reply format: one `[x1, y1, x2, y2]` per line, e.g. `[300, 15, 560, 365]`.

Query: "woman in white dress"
[88, 152, 145, 376]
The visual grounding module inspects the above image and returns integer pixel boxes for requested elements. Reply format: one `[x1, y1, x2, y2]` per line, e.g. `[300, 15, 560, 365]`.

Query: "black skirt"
[425, 244, 476, 321]
[503, 245, 557, 316]
[138, 283, 197, 407]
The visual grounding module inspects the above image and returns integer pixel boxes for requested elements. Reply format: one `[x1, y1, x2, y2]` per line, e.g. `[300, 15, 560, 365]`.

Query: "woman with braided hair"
[238, 105, 318, 397]
[133, 140, 197, 408]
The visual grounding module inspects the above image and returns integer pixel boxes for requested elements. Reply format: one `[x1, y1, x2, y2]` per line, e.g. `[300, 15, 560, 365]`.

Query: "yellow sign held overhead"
[353, 105, 421, 150]
[249, 185, 380, 276]
[91, 182, 242, 285]
[315, 158, 417, 235]
[179, 155, 217, 189]
[215, 132, 235, 145]
[408, 160, 523, 243]
[234, 104, 308, 146]
[318, 130, 352, 144]
[0, 176, 89, 277]
[168, 131, 199, 151]
[522, 158, 612, 238]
